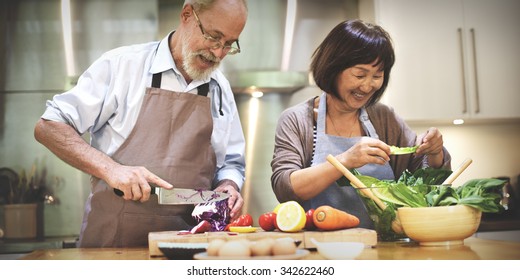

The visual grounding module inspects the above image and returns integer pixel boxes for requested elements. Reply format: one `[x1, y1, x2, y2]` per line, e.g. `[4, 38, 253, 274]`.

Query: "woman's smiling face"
[334, 62, 385, 111]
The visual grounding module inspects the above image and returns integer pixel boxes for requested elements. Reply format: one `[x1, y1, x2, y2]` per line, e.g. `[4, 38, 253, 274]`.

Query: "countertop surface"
[18, 237, 520, 260]
[478, 213, 520, 231]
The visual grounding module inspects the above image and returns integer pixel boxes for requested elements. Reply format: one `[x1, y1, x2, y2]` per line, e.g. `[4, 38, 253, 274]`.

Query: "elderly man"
[34, 0, 248, 247]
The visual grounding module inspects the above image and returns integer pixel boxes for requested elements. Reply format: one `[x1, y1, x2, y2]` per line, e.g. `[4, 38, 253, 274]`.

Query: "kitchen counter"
[0, 236, 78, 254]
[18, 237, 520, 260]
[478, 213, 520, 232]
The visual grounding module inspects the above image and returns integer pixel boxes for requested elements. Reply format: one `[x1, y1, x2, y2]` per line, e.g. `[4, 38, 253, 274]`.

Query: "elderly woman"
[270, 19, 451, 229]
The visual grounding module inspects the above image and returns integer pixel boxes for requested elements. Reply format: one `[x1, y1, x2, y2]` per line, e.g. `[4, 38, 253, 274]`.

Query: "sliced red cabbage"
[191, 199, 230, 231]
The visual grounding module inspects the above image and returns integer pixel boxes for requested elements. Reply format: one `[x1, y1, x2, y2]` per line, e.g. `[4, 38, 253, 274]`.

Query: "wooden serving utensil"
[326, 154, 403, 233]
[442, 158, 473, 186]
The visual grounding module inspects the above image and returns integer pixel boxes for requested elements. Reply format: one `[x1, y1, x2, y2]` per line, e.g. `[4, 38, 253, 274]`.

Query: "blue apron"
[303, 93, 394, 229]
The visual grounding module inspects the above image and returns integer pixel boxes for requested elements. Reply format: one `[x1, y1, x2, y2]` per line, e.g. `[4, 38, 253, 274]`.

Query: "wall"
[0, 92, 90, 237]
[409, 121, 520, 189]
[234, 93, 294, 219]
[0, 0, 158, 237]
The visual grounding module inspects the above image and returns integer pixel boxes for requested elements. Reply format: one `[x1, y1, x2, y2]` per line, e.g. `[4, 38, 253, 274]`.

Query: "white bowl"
[310, 238, 364, 260]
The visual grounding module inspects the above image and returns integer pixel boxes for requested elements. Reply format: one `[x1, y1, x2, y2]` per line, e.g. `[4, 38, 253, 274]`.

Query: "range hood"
[227, 71, 308, 94]
[158, 0, 359, 95]
[227, 0, 359, 95]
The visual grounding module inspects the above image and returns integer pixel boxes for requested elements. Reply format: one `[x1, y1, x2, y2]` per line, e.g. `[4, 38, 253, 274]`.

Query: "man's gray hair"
[184, 0, 247, 13]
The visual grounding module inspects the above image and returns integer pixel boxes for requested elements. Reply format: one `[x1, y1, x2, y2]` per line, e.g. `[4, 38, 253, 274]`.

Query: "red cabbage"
[191, 199, 230, 231]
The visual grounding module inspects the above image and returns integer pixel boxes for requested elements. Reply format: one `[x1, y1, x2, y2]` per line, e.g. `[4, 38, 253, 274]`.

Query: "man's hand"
[107, 165, 173, 202]
[34, 120, 173, 202]
[214, 179, 243, 220]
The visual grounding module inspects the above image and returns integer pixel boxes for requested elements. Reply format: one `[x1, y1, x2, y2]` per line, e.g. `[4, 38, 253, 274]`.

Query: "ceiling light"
[453, 119, 465, 125]
[251, 91, 263, 98]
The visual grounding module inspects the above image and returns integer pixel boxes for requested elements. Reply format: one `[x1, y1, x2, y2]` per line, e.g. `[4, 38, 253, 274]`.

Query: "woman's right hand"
[337, 137, 391, 169]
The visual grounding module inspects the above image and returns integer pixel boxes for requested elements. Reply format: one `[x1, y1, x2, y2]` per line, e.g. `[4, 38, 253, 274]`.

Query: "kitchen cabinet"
[365, 0, 520, 122]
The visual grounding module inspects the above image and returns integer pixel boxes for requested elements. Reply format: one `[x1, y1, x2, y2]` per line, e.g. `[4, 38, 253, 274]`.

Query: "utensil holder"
[3, 203, 38, 239]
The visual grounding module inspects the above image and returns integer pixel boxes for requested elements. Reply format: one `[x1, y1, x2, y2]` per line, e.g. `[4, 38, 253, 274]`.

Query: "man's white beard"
[181, 32, 221, 81]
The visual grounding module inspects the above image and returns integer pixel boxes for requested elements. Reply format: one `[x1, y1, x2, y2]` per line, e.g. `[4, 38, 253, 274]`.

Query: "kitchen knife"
[114, 187, 230, 205]
[157, 188, 230, 205]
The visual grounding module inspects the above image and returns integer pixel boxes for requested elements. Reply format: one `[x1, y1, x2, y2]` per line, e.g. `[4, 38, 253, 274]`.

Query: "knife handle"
[114, 189, 124, 196]
[113, 187, 156, 196]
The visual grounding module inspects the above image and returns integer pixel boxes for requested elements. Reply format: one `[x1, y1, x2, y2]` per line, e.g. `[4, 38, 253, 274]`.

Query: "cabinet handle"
[458, 28, 468, 114]
[470, 28, 480, 114]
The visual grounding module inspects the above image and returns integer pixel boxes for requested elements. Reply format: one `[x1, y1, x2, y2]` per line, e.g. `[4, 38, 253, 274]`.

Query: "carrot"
[312, 205, 360, 231]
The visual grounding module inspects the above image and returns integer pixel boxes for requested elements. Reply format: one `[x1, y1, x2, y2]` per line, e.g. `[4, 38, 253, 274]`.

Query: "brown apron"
[78, 72, 216, 248]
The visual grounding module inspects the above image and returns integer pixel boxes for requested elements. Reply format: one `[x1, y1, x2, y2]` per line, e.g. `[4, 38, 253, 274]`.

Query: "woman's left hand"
[416, 127, 444, 168]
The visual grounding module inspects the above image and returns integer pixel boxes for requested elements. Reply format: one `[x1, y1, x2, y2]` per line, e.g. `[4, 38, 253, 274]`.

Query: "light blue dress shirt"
[41, 32, 246, 189]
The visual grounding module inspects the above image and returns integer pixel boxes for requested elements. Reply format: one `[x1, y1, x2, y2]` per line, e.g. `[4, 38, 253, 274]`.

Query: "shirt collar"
[149, 31, 175, 75]
[149, 30, 215, 85]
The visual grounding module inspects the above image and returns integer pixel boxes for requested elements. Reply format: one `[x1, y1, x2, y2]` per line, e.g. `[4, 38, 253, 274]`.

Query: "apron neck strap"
[150, 74, 222, 116]
[151, 72, 162, 88]
[197, 83, 209, 97]
[316, 92, 327, 133]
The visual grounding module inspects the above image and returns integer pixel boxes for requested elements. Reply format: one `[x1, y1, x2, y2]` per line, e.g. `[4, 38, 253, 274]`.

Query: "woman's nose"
[359, 79, 375, 93]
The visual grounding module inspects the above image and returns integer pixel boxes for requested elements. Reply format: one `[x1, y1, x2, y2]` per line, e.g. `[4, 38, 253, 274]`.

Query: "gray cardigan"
[270, 96, 451, 204]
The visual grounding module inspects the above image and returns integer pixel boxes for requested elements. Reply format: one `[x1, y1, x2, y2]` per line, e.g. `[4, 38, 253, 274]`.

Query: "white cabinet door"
[373, 0, 520, 122]
[462, 0, 520, 119]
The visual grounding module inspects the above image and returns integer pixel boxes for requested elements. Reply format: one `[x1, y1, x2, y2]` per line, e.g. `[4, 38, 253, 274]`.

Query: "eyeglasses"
[192, 8, 241, 55]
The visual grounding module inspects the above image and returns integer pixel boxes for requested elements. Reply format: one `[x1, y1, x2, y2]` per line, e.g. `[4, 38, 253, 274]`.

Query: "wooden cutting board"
[148, 228, 377, 257]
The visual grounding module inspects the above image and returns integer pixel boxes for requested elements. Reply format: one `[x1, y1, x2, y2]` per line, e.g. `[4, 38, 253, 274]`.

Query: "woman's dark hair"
[310, 19, 395, 107]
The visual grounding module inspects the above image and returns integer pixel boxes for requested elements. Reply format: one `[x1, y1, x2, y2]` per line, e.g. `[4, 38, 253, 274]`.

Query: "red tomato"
[272, 213, 278, 230]
[258, 212, 276, 231]
[236, 214, 253, 226]
[225, 214, 253, 231]
[304, 209, 316, 230]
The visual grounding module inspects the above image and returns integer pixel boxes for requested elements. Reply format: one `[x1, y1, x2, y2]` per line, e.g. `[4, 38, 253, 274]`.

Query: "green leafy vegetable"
[356, 169, 505, 212]
[390, 145, 419, 155]
[356, 190, 405, 241]
[352, 167, 506, 240]
[397, 167, 452, 186]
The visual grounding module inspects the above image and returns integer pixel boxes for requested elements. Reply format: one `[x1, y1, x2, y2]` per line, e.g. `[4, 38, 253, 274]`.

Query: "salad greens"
[389, 145, 419, 155]
[350, 168, 506, 240]
[356, 168, 505, 212]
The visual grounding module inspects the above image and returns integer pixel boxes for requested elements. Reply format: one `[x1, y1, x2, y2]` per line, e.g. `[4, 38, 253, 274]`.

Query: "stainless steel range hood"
[159, 0, 359, 95]
[227, 71, 308, 94]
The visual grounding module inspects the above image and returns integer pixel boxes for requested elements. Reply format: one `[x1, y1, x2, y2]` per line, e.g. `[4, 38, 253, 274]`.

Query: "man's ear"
[180, 4, 193, 23]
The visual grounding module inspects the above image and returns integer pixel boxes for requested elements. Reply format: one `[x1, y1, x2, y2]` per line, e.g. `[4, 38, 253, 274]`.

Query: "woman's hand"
[337, 137, 391, 169]
[415, 127, 444, 168]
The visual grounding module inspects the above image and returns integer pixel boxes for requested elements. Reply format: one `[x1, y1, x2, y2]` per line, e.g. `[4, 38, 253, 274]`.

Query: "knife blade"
[157, 188, 230, 205]
[113, 187, 230, 205]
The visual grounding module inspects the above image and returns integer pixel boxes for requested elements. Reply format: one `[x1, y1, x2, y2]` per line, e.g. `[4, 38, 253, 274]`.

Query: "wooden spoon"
[326, 154, 404, 233]
[442, 158, 472, 186]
